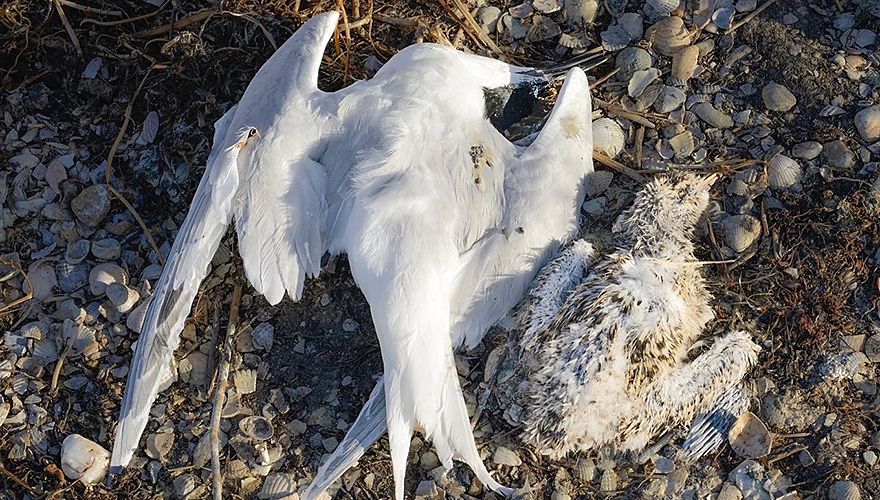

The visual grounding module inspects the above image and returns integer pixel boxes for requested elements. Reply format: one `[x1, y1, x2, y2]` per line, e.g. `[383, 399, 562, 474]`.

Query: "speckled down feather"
[516, 172, 761, 459]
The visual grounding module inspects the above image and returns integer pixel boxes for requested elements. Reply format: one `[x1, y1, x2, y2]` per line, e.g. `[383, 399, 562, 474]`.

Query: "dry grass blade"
[58, 0, 122, 17]
[438, 0, 506, 59]
[728, 0, 779, 33]
[53, 0, 83, 57]
[135, 6, 219, 38]
[593, 151, 647, 183]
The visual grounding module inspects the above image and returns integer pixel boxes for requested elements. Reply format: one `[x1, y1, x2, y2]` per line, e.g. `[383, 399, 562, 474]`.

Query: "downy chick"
[516, 172, 760, 459]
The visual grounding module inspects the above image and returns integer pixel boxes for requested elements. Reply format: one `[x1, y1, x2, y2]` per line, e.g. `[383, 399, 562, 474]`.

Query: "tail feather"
[681, 385, 749, 460]
[302, 380, 388, 500]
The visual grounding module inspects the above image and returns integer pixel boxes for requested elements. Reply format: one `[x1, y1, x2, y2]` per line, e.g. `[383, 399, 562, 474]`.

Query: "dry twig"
[210, 284, 243, 500]
[728, 0, 778, 33]
[53, 0, 83, 57]
[593, 151, 647, 183]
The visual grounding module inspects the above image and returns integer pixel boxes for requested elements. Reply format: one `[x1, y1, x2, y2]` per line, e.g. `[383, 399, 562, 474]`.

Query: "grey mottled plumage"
[516, 172, 760, 459]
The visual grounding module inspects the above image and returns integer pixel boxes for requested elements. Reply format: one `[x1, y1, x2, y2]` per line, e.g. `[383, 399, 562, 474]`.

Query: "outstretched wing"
[110, 12, 342, 472]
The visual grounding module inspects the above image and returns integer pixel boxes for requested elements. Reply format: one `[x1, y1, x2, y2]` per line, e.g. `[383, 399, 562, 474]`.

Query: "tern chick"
[516, 172, 760, 459]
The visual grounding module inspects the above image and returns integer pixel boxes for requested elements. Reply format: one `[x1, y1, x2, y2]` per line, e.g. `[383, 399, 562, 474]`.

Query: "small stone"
[173, 474, 198, 499]
[762, 82, 797, 112]
[654, 456, 675, 473]
[855, 105, 880, 142]
[791, 141, 822, 160]
[70, 185, 111, 227]
[145, 431, 174, 460]
[420, 451, 440, 470]
[476, 6, 501, 33]
[532, 0, 561, 14]
[342, 319, 359, 332]
[864, 449, 878, 466]
[493, 446, 522, 466]
[798, 450, 815, 466]
[415, 480, 437, 497]
[582, 197, 606, 216]
[60, 434, 110, 485]
[823, 140, 856, 170]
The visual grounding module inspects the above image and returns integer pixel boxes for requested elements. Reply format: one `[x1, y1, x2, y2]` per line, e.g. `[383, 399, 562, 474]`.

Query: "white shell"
[828, 480, 862, 500]
[646, 17, 691, 56]
[61, 434, 110, 485]
[592, 118, 626, 158]
[65, 240, 90, 264]
[585, 171, 614, 197]
[647, 0, 680, 16]
[576, 457, 596, 481]
[25, 261, 57, 301]
[599, 469, 618, 492]
[0, 402, 10, 424]
[32, 338, 59, 363]
[234, 368, 258, 395]
[88, 263, 128, 296]
[723, 214, 761, 253]
[126, 299, 149, 333]
[767, 155, 802, 190]
[854, 105, 880, 142]
[106, 283, 140, 313]
[239, 415, 275, 441]
[728, 411, 772, 458]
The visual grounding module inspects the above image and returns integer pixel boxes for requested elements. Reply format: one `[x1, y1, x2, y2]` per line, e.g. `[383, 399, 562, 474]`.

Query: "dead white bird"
[516, 173, 761, 459]
[111, 11, 597, 498]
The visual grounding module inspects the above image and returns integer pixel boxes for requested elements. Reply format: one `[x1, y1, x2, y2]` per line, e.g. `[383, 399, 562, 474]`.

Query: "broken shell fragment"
[592, 118, 626, 159]
[671, 45, 699, 84]
[615, 46, 652, 81]
[646, 17, 692, 56]
[728, 411, 771, 458]
[106, 283, 140, 313]
[647, 0, 680, 16]
[585, 171, 614, 197]
[61, 434, 110, 485]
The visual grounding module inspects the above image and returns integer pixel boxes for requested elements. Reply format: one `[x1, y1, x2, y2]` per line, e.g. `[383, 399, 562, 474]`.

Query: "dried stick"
[593, 151, 647, 183]
[0, 462, 39, 496]
[210, 284, 243, 500]
[50, 343, 72, 395]
[81, 1, 168, 27]
[135, 7, 219, 38]
[58, 0, 122, 16]
[728, 0, 778, 33]
[104, 66, 167, 265]
[53, 0, 83, 57]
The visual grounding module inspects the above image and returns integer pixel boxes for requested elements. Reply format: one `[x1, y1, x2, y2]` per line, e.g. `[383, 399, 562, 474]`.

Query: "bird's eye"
[248, 128, 258, 138]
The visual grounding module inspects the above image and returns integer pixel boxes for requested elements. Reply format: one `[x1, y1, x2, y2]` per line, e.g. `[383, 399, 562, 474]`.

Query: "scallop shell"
[88, 263, 128, 296]
[61, 434, 110, 485]
[599, 469, 618, 492]
[126, 299, 149, 333]
[618, 12, 644, 39]
[647, 0, 680, 16]
[585, 171, 614, 197]
[239, 415, 274, 441]
[252, 323, 275, 352]
[592, 118, 626, 158]
[11, 373, 29, 394]
[56, 261, 89, 294]
[65, 240, 90, 265]
[576, 457, 596, 482]
[234, 368, 258, 395]
[726, 179, 751, 197]
[671, 45, 699, 84]
[32, 338, 59, 363]
[646, 17, 691, 56]
[259, 473, 297, 499]
[728, 411, 771, 458]
[615, 46, 652, 81]
[767, 155, 802, 190]
[828, 480, 862, 500]
[723, 214, 761, 253]
[106, 283, 140, 313]
[600, 24, 632, 51]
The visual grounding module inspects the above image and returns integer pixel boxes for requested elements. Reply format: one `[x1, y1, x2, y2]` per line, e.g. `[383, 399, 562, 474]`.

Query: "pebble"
[415, 479, 437, 497]
[692, 102, 733, 129]
[791, 141, 822, 160]
[342, 318, 359, 332]
[145, 431, 174, 461]
[762, 82, 797, 112]
[728, 411, 772, 458]
[823, 140, 856, 169]
[653, 456, 675, 473]
[854, 105, 880, 142]
[60, 434, 110, 485]
[717, 482, 743, 500]
[70, 184, 111, 227]
[476, 6, 501, 33]
[493, 446, 522, 466]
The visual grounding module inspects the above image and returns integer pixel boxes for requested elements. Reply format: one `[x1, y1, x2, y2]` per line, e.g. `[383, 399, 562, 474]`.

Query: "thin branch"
[54, 0, 83, 57]
[210, 284, 243, 500]
[728, 0, 778, 33]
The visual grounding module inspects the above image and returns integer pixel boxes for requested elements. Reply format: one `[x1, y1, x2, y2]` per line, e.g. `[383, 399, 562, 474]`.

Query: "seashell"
[32, 338, 59, 363]
[91, 238, 121, 260]
[56, 261, 89, 294]
[576, 457, 596, 481]
[527, 15, 562, 42]
[712, 6, 736, 29]
[723, 214, 761, 253]
[654, 86, 686, 113]
[234, 369, 258, 395]
[762, 82, 797, 112]
[106, 283, 140, 313]
[563, 0, 598, 25]
[252, 323, 274, 352]
[592, 118, 626, 158]
[0, 402, 9, 424]
[671, 45, 699, 84]
[126, 299, 149, 333]
[532, 0, 561, 14]
[647, 0, 679, 16]
[25, 261, 57, 301]
[615, 46, 652, 81]
[646, 17, 691, 56]
[585, 171, 614, 197]
[855, 105, 880, 142]
[600, 24, 632, 51]
[728, 411, 772, 458]
[65, 240, 90, 264]
[628, 68, 660, 98]
[259, 473, 298, 499]
[767, 155, 802, 190]
[239, 415, 274, 441]
[691, 102, 733, 129]
[599, 468, 618, 492]
[61, 434, 110, 485]
[11, 373, 29, 394]
[89, 263, 128, 296]
[828, 480, 862, 500]
[617, 12, 644, 40]
[493, 446, 522, 466]
[636, 84, 662, 110]
[726, 179, 751, 197]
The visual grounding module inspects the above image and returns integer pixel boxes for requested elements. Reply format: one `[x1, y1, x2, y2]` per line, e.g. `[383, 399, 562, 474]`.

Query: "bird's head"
[613, 172, 717, 248]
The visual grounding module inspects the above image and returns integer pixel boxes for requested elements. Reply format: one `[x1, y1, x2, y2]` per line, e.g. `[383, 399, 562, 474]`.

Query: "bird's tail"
[301, 379, 388, 500]
[680, 384, 748, 460]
